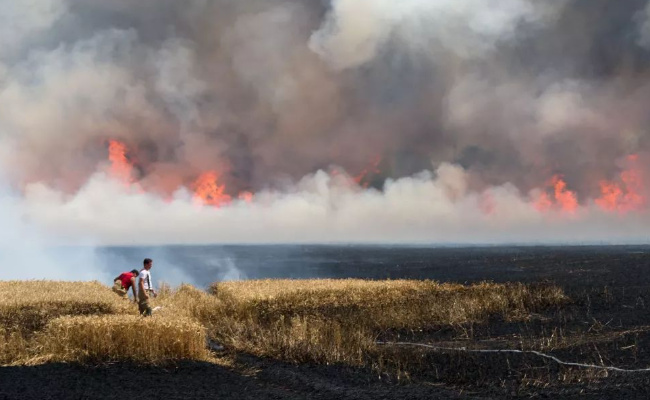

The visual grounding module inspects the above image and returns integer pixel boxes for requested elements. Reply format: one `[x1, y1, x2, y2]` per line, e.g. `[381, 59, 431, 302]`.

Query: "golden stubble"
[1, 279, 567, 368]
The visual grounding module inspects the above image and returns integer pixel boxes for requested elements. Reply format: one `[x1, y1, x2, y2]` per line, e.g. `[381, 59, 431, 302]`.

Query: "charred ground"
[2, 245, 650, 399]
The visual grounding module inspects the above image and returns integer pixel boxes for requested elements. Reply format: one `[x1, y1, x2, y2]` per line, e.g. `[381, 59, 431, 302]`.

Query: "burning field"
[2, 1, 650, 249]
[4, 0, 650, 398]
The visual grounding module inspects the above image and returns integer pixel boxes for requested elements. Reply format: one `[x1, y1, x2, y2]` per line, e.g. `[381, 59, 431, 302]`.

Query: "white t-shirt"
[139, 269, 152, 291]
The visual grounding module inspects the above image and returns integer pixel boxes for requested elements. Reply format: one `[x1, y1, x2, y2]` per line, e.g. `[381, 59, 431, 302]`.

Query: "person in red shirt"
[112, 269, 140, 303]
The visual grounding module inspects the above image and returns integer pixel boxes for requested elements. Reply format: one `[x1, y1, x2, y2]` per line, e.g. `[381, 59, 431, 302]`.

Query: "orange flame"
[595, 181, 623, 211]
[534, 175, 578, 213]
[595, 154, 645, 212]
[108, 140, 134, 185]
[621, 158, 644, 209]
[552, 175, 578, 212]
[237, 191, 254, 203]
[353, 155, 382, 188]
[192, 171, 232, 207]
[534, 192, 553, 212]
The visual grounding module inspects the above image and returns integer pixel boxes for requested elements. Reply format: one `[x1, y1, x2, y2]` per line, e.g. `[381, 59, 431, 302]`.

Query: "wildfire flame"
[192, 171, 232, 207]
[534, 192, 553, 212]
[108, 139, 134, 185]
[353, 155, 382, 188]
[595, 155, 645, 212]
[595, 182, 623, 211]
[238, 191, 254, 203]
[106, 141, 254, 206]
[103, 141, 647, 214]
[551, 175, 578, 212]
[534, 175, 578, 213]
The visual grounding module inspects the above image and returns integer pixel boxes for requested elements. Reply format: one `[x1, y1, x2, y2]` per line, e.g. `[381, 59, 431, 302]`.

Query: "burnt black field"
[99, 244, 650, 291]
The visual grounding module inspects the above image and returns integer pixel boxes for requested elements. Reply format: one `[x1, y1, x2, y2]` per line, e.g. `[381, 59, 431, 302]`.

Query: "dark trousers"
[138, 289, 152, 316]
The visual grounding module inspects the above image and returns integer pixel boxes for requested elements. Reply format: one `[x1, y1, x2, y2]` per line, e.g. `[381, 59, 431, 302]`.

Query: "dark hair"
[143, 258, 152, 266]
[130, 269, 139, 276]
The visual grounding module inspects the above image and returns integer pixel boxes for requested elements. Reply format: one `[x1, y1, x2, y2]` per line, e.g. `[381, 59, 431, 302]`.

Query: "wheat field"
[0, 281, 135, 334]
[211, 279, 566, 328]
[44, 315, 208, 363]
[0, 278, 568, 368]
[205, 279, 568, 365]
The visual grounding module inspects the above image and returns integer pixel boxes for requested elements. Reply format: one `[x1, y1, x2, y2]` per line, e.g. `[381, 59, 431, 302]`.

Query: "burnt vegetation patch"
[366, 283, 650, 397]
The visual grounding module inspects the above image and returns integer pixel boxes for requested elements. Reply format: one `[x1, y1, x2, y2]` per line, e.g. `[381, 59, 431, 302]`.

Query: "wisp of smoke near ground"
[3, 0, 650, 264]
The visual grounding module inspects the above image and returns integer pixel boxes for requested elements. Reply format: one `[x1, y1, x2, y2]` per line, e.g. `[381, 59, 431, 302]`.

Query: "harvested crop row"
[210, 279, 568, 329]
[1, 279, 569, 369]
[153, 284, 224, 326]
[0, 327, 29, 365]
[43, 314, 208, 364]
[206, 279, 568, 366]
[0, 281, 137, 334]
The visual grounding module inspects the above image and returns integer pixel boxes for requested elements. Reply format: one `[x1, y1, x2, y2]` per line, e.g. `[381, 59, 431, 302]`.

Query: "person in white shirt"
[138, 258, 156, 316]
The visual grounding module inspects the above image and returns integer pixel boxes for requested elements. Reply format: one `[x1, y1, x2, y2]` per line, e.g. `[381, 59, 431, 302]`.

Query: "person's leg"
[112, 280, 127, 298]
[138, 301, 151, 316]
[138, 290, 152, 316]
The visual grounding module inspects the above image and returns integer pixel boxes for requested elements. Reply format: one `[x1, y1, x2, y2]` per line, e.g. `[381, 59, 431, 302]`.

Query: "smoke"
[638, 2, 650, 49]
[0, 1, 66, 60]
[309, 0, 565, 69]
[208, 257, 247, 282]
[1, 0, 650, 263]
[0, 179, 108, 281]
[12, 162, 650, 245]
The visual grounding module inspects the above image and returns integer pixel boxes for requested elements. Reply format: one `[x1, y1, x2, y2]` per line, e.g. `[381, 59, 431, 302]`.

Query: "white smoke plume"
[0, 0, 66, 59]
[14, 162, 650, 245]
[310, 0, 565, 69]
[0, 180, 108, 280]
[1, 0, 650, 284]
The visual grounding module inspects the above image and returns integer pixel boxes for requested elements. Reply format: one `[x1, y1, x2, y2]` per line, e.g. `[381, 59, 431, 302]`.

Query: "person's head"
[130, 269, 139, 276]
[143, 258, 153, 270]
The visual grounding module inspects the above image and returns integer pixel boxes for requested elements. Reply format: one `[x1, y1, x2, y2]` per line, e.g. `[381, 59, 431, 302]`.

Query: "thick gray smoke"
[2, 0, 650, 262]
[310, 0, 563, 69]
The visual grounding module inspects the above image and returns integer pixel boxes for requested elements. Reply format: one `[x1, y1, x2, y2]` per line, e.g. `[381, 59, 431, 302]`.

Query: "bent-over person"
[112, 269, 139, 302]
[138, 258, 156, 316]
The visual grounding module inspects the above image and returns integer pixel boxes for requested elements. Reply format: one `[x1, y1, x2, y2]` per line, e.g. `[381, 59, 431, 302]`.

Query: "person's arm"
[131, 277, 137, 302]
[148, 274, 156, 296]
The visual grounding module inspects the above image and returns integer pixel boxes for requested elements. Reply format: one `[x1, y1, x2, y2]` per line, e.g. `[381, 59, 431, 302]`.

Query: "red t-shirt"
[118, 272, 136, 290]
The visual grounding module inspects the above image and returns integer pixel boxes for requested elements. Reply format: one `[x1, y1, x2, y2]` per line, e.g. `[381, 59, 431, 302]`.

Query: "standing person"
[138, 258, 156, 316]
[112, 269, 139, 302]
